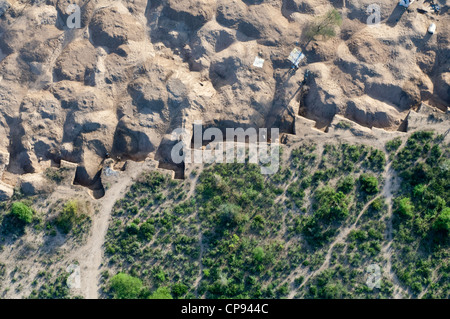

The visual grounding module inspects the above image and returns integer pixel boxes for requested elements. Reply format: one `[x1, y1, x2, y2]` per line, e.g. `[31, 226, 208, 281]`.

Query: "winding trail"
[286, 193, 382, 298]
[286, 153, 411, 299]
[379, 163, 409, 298]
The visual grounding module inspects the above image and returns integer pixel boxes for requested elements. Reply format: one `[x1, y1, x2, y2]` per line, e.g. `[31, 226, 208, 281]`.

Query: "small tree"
[110, 273, 143, 299]
[11, 202, 33, 224]
[305, 9, 343, 41]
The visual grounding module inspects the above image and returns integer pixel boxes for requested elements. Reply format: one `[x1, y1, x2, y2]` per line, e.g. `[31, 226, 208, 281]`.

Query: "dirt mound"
[54, 39, 97, 82]
[162, 0, 216, 30]
[89, 6, 144, 50]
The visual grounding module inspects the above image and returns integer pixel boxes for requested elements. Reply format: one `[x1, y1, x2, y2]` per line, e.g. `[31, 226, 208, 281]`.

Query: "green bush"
[337, 176, 354, 194]
[370, 198, 384, 212]
[359, 174, 379, 194]
[395, 197, 414, 219]
[253, 246, 266, 264]
[171, 283, 188, 298]
[55, 200, 84, 234]
[433, 207, 450, 232]
[110, 273, 143, 299]
[148, 286, 173, 299]
[314, 187, 350, 221]
[385, 138, 402, 153]
[11, 202, 33, 224]
[368, 149, 386, 171]
[45, 168, 64, 183]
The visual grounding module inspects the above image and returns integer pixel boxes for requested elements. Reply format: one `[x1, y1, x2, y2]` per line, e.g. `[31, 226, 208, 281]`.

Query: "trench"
[72, 166, 105, 199]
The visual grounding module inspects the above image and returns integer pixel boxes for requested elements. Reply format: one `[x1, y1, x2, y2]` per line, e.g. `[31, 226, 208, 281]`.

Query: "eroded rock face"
[112, 116, 157, 161]
[89, 6, 145, 50]
[436, 72, 450, 103]
[54, 39, 98, 82]
[163, 0, 216, 30]
[0, 0, 448, 190]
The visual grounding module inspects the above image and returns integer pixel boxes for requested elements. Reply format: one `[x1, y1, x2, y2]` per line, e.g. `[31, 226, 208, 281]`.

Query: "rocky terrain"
[0, 0, 448, 199]
[0, 0, 448, 300]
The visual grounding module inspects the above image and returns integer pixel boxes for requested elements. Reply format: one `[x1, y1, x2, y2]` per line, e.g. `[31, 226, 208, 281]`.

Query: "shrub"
[370, 198, 384, 212]
[110, 273, 143, 299]
[253, 247, 266, 264]
[337, 176, 354, 194]
[368, 149, 386, 171]
[139, 222, 155, 240]
[433, 207, 450, 232]
[385, 138, 402, 153]
[171, 283, 188, 298]
[305, 9, 342, 41]
[359, 174, 379, 194]
[148, 286, 173, 299]
[11, 202, 33, 224]
[395, 197, 414, 219]
[335, 121, 351, 129]
[314, 187, 350, 221]
[45, 168, 64, 183]
[55, 200, 86, 234]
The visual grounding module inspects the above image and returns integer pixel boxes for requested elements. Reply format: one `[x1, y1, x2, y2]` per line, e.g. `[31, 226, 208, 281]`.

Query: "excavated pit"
[73, 166, 105, 199]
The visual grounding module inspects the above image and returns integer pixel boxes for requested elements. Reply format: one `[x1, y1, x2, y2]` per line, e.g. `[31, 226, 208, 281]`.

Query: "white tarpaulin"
[288, 48, 305, 67]
[253, 56, 265, 68]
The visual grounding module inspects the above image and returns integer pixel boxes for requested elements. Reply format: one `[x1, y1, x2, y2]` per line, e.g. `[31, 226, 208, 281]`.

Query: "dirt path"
[379, 161, 409, 298]
[75, 169, 144, 299]
[193, 233, 204, 298]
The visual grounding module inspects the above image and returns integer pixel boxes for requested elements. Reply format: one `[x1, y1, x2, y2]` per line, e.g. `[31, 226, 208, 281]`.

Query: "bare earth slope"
[0, 0, 448, 299]
[0, 0, 448, 193]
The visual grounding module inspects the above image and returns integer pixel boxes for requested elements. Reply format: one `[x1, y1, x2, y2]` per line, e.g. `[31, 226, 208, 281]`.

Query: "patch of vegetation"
[335, 121, 352, 130]
[359, 174, 379, 195]
[305, 9, 343, 41]
[391, 131, 449, 298]
[101, 134, 446, 299]
[54, 200, 90, 236]
[0, 201, 37, 237]
[45, 167, 66, 184]
[11, 202, 33, 224]
[109, 273, 143, 299]
[29, 271, 71, 299]
[149, 286, 173, 299]
[385, 137, 402, 153]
